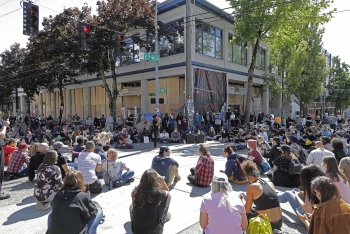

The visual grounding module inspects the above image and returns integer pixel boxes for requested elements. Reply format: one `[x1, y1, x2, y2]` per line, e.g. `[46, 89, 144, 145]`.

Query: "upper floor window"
[115, 38, 140, 67]
[146, 19, 184, 57]
[228, 35, 247, 66]
[195, 20, 222, 59]
[255, 47, 266, 70]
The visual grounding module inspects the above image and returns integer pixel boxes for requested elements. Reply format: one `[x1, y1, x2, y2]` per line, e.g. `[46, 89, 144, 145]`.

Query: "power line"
[0, 0, 40, 19]
[0, 0, 15, 7]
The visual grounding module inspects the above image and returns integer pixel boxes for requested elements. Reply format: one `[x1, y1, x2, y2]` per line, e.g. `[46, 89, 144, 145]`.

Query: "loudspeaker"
[195, 134, 205, 143]
[186, 134, 195, 144]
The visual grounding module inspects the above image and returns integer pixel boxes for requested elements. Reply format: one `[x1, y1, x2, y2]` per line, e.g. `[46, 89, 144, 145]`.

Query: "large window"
[255, 48, 266, 70]
[195, 20, 222, 59]
[115, 38, 140, 67]
[228, 35, 247, 65]
[146, 19, 184, 57]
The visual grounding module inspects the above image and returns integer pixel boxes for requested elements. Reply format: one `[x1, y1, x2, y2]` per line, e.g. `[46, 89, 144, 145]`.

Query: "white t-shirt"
[306, 148, 335, 172]
[78, 151, 102, 185]
[200, 191, 245, 234]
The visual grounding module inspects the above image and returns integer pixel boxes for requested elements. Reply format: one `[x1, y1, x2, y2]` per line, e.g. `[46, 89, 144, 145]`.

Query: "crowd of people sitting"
[1, 110, 350, 233]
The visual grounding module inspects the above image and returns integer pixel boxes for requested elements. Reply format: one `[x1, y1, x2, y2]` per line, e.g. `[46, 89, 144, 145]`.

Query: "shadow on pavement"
[3, 204, 50, 225]
[16, 196, 36, 206]
[187, 183, 211, 197]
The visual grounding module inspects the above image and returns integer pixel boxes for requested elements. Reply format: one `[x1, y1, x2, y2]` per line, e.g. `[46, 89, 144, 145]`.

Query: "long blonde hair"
[28, 143, 39, 157]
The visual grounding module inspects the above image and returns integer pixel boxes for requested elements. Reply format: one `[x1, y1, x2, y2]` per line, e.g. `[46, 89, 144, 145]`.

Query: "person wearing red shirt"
[5, 143, 30, 180]
[188, 144, 214, 187]
[3, 139, 18, 165]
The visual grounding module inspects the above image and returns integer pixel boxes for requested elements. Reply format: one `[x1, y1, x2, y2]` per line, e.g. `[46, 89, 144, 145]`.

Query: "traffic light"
[79, 22, 92, 50]
[23, 2, 39, 38]
[115, 34, 125, 53]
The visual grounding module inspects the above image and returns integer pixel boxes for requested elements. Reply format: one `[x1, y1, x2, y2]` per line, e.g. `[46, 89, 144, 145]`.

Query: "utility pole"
[155, 0, 159, 113]
[185, 0, 193, 117]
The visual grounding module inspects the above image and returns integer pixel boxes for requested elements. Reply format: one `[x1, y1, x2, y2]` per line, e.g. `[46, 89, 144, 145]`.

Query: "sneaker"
[174, 175, 181, 183]
[126, 178, 135, 183]
[0, 192, 10, 200]
[165, 212, 171, 222]
[113, 180, 123, 188]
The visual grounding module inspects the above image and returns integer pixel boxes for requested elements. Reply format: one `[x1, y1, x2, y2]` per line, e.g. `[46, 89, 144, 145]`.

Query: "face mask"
[59, 148, 66, 154]
[174, 130, 178, 132]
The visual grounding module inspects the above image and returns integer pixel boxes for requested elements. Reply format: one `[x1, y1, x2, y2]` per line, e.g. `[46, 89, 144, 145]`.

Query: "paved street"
[0, 142, 307, 234]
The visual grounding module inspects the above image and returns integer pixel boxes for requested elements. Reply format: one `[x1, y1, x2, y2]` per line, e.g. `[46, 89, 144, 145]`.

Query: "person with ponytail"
[239, 160, 283, 231]
[221, 145, 248, 184]
[187, 143, 214, 187]
[199, 173, 248, 233]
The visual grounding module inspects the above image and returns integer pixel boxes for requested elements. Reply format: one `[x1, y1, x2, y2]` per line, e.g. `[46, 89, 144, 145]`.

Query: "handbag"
[289, 159, 303, 175]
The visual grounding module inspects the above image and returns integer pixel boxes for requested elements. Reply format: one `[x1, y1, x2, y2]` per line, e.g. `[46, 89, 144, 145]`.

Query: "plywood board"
[71, 90, 75, 115]
[167, 77, 179, 104]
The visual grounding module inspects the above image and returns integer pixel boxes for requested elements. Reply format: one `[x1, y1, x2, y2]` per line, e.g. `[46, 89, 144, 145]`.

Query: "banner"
[194, 69, 227, 113]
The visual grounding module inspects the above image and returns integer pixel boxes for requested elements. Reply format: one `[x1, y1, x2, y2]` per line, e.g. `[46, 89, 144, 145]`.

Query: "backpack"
[235, 155, 249, 180]
[247, 214, 272, 234]
[298, 148, 307, 164]
[289, 158, 303, 175]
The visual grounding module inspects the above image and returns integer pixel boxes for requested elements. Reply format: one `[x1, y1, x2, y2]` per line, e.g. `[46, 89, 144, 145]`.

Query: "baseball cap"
[52, 141, 69, 149]
[159, 146, 169, 152]
[18, 143, 30, 150]
[213, 173, 228, 183]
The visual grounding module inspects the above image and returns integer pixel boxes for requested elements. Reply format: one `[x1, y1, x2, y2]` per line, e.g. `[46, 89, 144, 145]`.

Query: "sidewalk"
[0, 141, 307, 234]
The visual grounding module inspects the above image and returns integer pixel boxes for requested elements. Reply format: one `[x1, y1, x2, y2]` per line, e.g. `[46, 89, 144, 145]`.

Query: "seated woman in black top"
[239, 160, 283, 231]
[130, 168, 171, 234]
[267, 145, 301, 187]
[265, 137, 281, 167]
[47, 170, 103, 234]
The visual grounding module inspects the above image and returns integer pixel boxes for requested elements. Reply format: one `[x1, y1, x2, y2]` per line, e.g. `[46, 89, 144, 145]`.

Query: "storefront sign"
[119, 87, 141, 96]
[227, 87, 247, 95]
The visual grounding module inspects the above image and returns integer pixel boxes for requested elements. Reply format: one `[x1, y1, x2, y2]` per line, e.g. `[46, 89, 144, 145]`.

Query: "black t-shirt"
[56, 152, 68, 178]
[100, 117, 106, 124]
[30, 117, 39, 127]
[305, 117, 312, 126]
[94, 118, 100, 126]
[274, 156, 291, 172]
[225, 112, 231, 119]
[126, 117, 134, 126]
[41, 119, 46, 126]
[131, 190, 167, 233]
[308, 134, 317, 141]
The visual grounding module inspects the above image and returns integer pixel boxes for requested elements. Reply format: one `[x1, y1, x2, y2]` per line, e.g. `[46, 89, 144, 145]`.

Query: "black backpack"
[289, 159, 303, 175]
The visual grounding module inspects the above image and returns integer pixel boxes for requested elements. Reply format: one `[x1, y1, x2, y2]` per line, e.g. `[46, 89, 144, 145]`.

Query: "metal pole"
[185, 0, 193, 116]
[155, 0, 159, 113]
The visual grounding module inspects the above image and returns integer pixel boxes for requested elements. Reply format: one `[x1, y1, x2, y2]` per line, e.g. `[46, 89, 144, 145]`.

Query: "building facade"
[23, 0, 281, 119]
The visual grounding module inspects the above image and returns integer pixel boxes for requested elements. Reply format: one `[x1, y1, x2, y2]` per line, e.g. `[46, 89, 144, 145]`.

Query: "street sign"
[139, 52, 160, 62]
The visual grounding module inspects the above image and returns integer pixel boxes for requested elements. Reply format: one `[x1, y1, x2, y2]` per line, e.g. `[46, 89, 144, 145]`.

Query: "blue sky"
[1, 0, 349, 64]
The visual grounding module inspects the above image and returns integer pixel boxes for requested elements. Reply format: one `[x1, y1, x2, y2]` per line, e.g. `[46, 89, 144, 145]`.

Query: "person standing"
[94, 116, 100, 128]
[72, 114, 81, 131]
[168, 113, 175, 135]
[225, 109, 231, 130]
[152, 114, 160, 149]
[126, 114, 134, 131]
[106, 114, 114, 131]
[100, 115, 106, 129]
[0, 120, 11, 200]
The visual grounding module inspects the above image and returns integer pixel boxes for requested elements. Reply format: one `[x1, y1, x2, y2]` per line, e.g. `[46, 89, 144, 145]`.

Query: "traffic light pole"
[155, 0, 159, 114]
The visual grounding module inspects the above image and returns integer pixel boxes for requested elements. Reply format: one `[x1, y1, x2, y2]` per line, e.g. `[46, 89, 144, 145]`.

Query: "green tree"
[227, 0, 333, 123]
[326, 56, 350, 114]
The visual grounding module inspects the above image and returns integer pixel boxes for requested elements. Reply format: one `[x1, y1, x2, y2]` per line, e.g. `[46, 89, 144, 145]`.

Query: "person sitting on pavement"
[298, 176, 350, 234]
[289, 136, 307, 164]
[306, 141, 335, 173]
[159, 129, 171, 144]
[3, 139, 18, 165]
[277, 165, 324, 219]
[43, 130, 52, 145]
[92, 143, 108, 178]
[331, 138, 347, 163]
[239, 160, 283, 231]
[118, 132, 133, 148]
[72, 137, 85, 162]
[47, 170, 103, 234]
[34, 150, 63, 210]
[52, 141, 71, 179]
[151, 146, 181, 187]
[130, 128, 139, 143]
[102, 148, 135, 188]
[199, 173, 248, 233]
[27, 143, 50, 182]
[247, 139, 270, 174]
[265, 137, 281, 167]
[4, 143, 30, 180]
[220, 145, 248, 184]
[130, 168, 171, 234]
[77, 141, 103, 194]
[170, 128, 181, 143]
[206, 127, 216, 141]
[267, 145, 301, 187]
[322, 156, 350, 203]
[321, 136, 333, 151]
[219, 129, 230, 143]
[28, 142, 39, 157]
[187, 143, 214, 187]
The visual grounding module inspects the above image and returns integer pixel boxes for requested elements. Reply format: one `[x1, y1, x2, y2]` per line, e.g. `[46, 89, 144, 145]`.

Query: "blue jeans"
[67, 162, 78, 169]
[48, 208, 103, 234]
[159, 138, 170, 143]
[121, 170, 135, 183]
[278, 190, 304, 215]
[226, 120, 230, 130]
